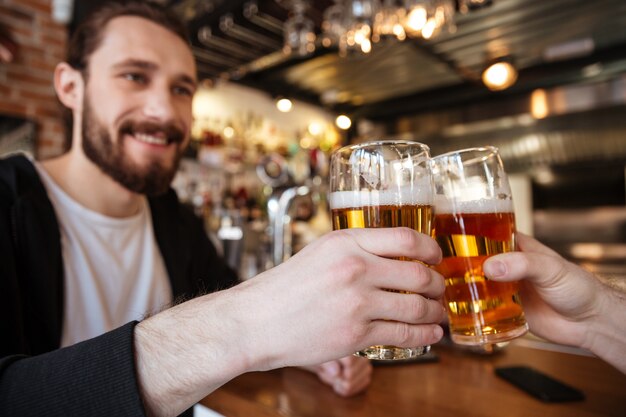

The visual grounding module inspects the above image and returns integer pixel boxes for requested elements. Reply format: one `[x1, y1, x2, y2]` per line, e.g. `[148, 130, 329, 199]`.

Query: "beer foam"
[330, 188, 432, 209]
[434, 196, 514, 214]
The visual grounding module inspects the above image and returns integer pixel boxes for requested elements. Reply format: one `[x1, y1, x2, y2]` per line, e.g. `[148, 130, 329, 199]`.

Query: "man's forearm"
[133, 228, 448, 416]
[135, 291, 253, 417]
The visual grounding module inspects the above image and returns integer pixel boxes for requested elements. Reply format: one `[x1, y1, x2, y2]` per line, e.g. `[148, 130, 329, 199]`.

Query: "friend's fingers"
[484, 250, 567, 289]
[516, 232, 563, 257]
[484, 232, 565, 285]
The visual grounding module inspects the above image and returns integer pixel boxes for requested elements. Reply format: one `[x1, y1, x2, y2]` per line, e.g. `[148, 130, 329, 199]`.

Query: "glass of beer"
[329, 140, 434, 360]
[431, 146, 528, 346]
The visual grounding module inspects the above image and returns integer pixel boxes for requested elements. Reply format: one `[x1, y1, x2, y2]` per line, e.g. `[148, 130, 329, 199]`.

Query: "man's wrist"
[133, 292, 255, 417]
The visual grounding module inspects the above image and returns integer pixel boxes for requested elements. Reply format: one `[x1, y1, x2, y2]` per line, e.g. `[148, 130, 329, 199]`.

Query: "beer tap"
[257, 153, 311, 267]
[266, 184, 310, 266]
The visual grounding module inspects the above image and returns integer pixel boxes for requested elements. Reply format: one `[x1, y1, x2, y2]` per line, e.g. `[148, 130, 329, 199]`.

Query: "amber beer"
[434, 202, 528, 345]
[330, 191, 434, 358]
[432, 146, 528, 346]
[331, 194, 433, 234]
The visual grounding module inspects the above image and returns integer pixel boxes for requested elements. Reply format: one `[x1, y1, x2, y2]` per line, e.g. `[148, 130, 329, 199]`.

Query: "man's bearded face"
[81, 95, 186, 196]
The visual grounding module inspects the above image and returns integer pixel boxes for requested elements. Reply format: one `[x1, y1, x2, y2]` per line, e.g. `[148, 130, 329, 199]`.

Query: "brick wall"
[0, 0, 67, 159]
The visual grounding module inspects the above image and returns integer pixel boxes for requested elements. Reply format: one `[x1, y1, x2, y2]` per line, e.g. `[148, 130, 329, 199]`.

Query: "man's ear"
[54, 62, 84, 110]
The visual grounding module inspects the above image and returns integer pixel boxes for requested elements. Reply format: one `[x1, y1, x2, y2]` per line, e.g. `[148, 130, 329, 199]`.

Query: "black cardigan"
[0, 154, 238, 416]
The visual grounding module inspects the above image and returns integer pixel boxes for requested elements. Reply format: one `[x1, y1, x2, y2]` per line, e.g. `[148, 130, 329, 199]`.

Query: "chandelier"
[283, 0, 485, 57]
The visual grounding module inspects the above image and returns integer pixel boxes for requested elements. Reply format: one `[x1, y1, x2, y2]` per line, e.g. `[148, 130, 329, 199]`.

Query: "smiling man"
[26, 4, 371, 398]
[0, 2, 448, 417]
[20, 6, 219, 351]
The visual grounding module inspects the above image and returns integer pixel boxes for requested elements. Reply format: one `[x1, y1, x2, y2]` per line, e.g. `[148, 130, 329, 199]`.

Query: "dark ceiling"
[74, 0, 626, 121]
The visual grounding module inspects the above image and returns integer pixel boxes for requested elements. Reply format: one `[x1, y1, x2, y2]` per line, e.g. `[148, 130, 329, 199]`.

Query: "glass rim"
[431, 145, 499, 162]
[336, 139, 430, 153]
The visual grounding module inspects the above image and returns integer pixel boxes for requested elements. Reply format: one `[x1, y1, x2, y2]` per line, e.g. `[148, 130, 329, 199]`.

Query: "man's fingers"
[374, 291, 446, 324]
[340, 227, 442, 265]
[367, 258, 445, 298]
[366, 321, 444, 349]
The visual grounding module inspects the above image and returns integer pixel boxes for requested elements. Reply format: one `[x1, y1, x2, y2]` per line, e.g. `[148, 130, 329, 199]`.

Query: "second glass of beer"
[329, 140, 434, 360]
[431, 146, 529, 346]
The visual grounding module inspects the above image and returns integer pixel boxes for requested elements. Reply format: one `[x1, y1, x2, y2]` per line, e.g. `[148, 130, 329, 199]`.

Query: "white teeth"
[135, 133, 167, 145]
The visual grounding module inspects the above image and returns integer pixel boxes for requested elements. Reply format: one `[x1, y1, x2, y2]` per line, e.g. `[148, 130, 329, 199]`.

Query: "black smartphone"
[495, 366, 585, 402]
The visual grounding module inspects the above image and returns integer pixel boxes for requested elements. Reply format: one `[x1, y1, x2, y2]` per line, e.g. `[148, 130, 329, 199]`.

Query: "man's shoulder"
[0, 152, 35, 173]
[0, 153, 40, 198]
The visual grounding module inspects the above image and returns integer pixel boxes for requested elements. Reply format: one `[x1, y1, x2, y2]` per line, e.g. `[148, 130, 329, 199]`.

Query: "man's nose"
[142, 87, 176, 121]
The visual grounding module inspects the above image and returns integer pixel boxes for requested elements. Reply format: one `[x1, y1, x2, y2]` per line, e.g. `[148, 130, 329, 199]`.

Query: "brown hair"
[67, 1, 190, 74]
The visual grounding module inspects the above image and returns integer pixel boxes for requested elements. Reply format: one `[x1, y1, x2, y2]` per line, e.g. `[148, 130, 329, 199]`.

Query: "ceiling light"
[299, 136, 313, 149]
[308, 122, 323, 136]
[421, 18, 438, 39]
[276, 97, 293, 112]
[335, 115, 352, 130]
[482, 60, 518, 91]
[360, 38, 372, 53]
[223, 126, 235, 139]
[530, 89, 549, 119]
[405, 5, 427, 33]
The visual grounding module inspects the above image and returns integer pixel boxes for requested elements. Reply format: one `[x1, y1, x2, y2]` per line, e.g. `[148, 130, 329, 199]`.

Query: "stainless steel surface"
[266, 185, 310, 267]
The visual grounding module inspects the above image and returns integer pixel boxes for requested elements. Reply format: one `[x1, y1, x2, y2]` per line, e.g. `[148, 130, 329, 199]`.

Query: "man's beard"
[81, 99, 185, 196]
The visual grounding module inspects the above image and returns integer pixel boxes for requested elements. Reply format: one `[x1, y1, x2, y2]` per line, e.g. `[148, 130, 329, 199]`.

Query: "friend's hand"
[483, 233, 626, 373]
[483, 233, 601, 348]
[302, 356, 373, 397]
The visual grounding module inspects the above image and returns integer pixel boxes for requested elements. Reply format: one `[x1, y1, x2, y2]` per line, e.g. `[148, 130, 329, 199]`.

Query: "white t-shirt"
[35, 163, 173, 347]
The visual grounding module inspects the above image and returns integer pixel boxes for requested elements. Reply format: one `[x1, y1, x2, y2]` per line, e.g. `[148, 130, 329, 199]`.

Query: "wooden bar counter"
[201, 341, 625, 417]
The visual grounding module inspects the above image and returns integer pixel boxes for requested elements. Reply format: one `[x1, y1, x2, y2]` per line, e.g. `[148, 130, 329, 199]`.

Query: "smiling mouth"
[120, 120, 185, 147]
[133, 132, 170, 146]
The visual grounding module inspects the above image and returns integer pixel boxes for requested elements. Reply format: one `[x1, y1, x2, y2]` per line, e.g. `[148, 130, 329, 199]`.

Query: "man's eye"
[123, 73, 147, 84]
[173, 86, 193, 97]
